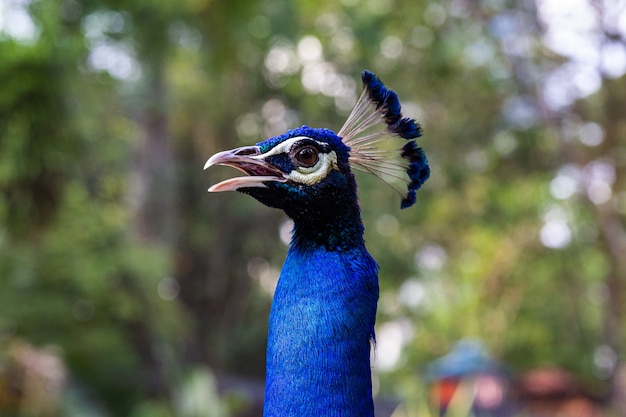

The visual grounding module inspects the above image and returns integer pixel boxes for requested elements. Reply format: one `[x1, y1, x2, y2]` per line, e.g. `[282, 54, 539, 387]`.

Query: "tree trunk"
[596, 76, 626, 415]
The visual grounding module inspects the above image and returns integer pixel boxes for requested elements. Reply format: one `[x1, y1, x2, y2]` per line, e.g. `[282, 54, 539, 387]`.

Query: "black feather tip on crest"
[400, 142, 430, 208]
[361, 70, 423, 140]
[361, 70, 429, 209]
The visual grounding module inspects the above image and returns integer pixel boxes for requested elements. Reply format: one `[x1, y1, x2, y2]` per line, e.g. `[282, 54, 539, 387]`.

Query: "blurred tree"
[0, 0, 186, 414]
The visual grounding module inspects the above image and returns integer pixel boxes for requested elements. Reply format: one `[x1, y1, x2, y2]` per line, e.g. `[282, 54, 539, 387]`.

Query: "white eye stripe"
[255, 136, 322, 159]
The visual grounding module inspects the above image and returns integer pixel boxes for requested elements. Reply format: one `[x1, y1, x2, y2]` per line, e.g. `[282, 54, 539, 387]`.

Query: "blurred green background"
[0, 0, 625, 416]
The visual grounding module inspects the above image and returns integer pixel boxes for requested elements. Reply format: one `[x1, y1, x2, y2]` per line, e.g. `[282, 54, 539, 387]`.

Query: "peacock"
[204, 70, 429, 416]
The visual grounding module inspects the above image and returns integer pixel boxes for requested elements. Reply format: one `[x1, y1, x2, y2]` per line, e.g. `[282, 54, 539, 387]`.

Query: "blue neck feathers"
[264, 242, 379, 416]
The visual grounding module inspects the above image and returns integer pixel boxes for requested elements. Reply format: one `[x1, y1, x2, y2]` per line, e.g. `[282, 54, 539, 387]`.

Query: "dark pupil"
[295, 146, 318, 167]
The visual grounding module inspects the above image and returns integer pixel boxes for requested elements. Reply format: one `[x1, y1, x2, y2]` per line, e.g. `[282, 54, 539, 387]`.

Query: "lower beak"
[204, 146, 286, 192]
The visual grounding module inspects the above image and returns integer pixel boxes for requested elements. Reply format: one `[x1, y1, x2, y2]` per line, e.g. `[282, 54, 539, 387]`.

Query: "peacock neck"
[290, 213, 365, 251]
[286, 179, 365, 252]
[263, 241, 379, 416]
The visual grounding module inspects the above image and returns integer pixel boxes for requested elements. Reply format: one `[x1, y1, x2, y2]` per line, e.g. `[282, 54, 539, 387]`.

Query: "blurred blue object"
[425, 339, 503, 380]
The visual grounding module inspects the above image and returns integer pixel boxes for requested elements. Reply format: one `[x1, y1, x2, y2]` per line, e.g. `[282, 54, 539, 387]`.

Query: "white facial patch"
[255, 136, 338, 185]
[286, 151, 337, 185]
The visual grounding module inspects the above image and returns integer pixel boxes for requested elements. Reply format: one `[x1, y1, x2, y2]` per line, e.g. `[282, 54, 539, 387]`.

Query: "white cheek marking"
[286, 151, 338, 185]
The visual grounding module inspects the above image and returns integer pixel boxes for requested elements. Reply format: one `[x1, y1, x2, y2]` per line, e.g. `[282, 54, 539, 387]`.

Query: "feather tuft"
[391, 117, 423, 139]
[402, 142, 430, 208]
[339, 70, 429, 209]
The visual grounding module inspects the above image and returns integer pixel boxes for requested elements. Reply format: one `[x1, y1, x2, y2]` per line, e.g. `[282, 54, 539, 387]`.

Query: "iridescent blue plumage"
[204, 71, 429, 416]
[265, 245, 378, 416]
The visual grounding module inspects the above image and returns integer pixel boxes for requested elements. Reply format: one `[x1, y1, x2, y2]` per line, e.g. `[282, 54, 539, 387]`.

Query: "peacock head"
[204, 70, 430, 213]
[204, 125, 355, 213]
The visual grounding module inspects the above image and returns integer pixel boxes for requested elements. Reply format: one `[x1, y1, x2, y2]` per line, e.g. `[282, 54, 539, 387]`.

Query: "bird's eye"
[293, 146, 319, 168]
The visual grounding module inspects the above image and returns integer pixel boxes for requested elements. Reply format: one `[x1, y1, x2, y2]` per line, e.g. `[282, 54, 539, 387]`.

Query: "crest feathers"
[339, 70, 429, 209]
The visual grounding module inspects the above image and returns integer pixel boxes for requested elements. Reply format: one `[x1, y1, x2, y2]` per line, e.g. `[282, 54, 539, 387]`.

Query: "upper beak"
[204, 146, 286, 192]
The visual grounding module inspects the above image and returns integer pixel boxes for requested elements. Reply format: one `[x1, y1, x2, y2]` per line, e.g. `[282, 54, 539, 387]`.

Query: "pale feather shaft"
[339, 89, 386, 144]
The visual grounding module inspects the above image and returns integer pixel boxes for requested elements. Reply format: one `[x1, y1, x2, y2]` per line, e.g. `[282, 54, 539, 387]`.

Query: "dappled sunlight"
[584, 159, 616, 205]
[398, 279, 426, 309]
[538, 0, 626, 110]
[261, 97, 299, 137]
[157, 277, 181, 301]
[247, 257, 279, 295]
[540, 205, 572, 249]
[550, 165, 581, 200]
[415, 244, 447, 273]
[540, 217, 572, 249]
[87, 40, 141, 80]
[375, 320, 415, 371]
[0, 0, 39, 43]
[82, 10, 142, 81]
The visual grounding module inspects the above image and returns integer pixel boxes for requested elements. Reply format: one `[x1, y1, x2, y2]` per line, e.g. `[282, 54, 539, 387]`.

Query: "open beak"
[203, 146, 286, 192]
